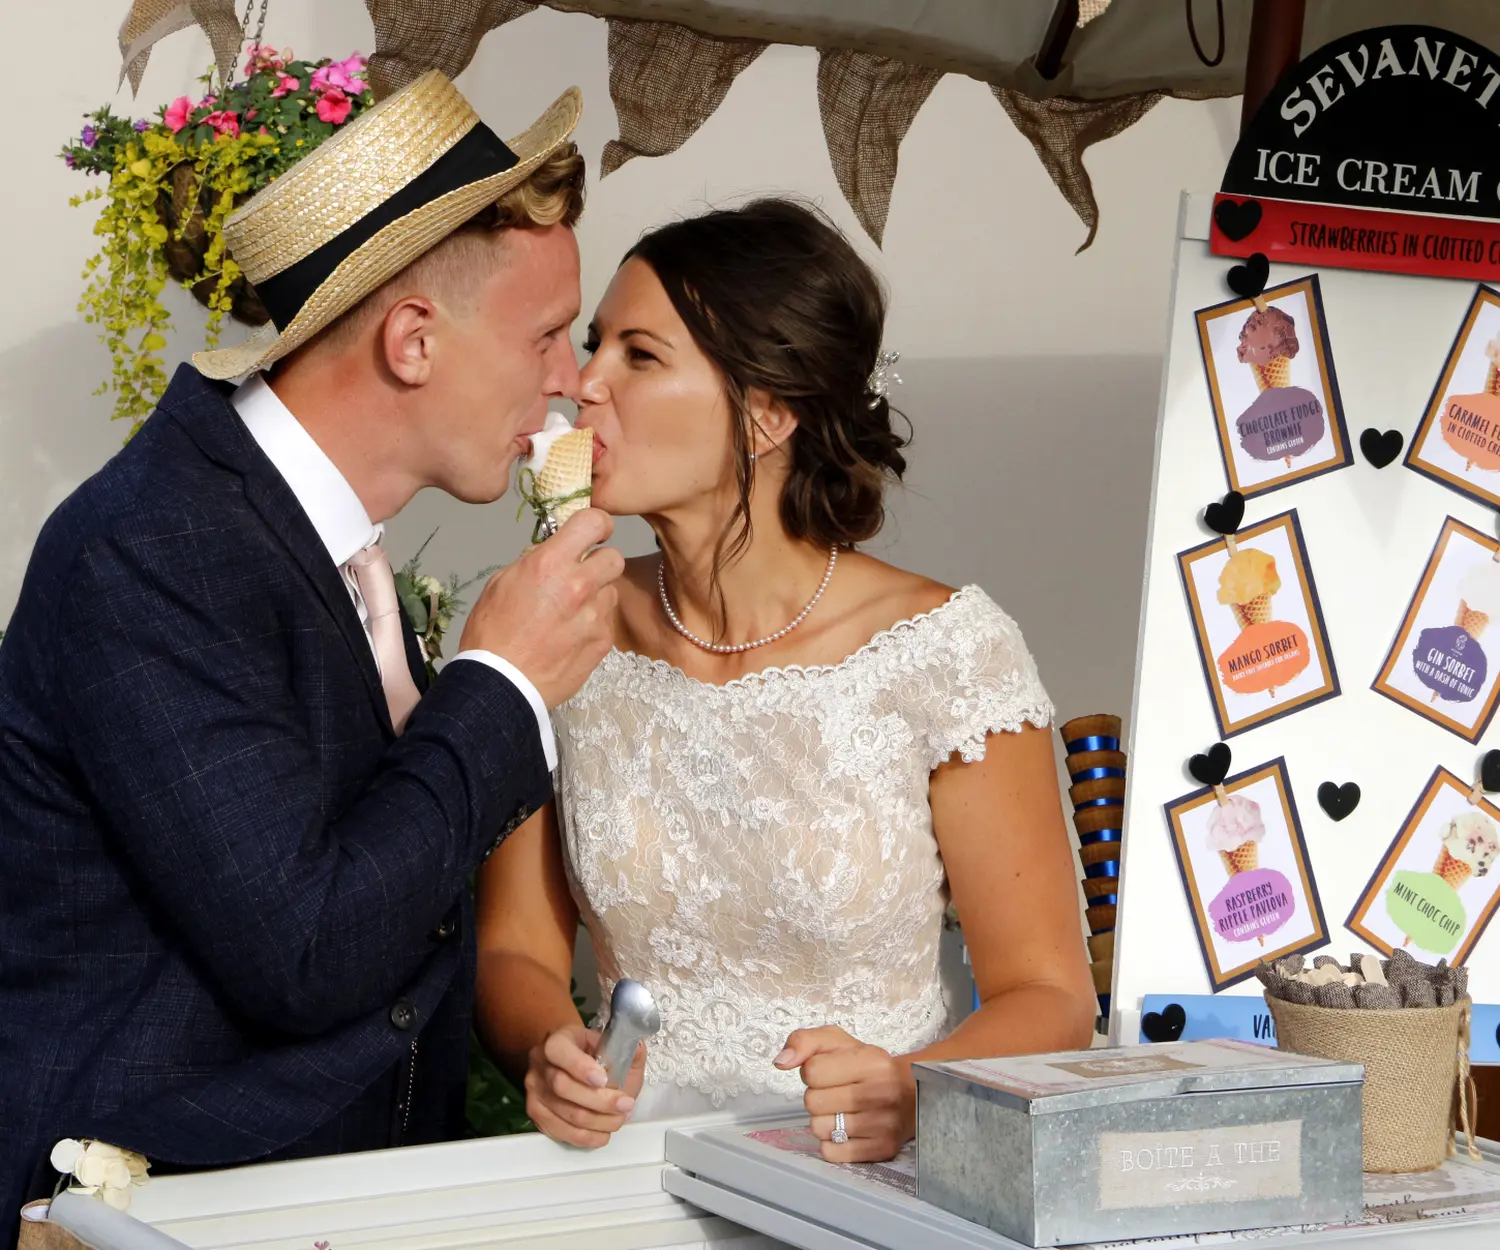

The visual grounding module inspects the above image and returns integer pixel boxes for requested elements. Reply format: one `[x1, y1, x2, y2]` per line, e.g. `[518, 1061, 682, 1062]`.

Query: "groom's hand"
[460, 508, 624, 707]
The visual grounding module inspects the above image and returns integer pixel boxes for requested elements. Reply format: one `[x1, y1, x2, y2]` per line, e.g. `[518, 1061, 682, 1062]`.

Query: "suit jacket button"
[390, 1000, 417, 1031]
[431, 916, 455, 941]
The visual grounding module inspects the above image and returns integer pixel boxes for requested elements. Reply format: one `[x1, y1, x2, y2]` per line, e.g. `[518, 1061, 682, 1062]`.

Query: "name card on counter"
[1138, 994, 1500, 1062]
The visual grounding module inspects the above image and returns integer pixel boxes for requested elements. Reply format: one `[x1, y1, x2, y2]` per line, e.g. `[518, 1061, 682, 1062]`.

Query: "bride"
[475, 197, 1095, 1162]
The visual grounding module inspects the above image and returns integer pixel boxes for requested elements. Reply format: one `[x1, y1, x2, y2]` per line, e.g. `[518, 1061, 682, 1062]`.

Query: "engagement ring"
[831, 1112, 848, 1145]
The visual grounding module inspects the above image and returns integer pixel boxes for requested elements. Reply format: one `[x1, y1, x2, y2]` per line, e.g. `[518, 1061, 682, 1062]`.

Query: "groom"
[0, 74, 620, 1219]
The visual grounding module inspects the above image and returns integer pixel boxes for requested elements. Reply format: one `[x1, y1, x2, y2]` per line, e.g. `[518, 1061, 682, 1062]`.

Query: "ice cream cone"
[1434, 846, 1474, 889]
[1488, 362, 1500, 396]
[1250, 357, 1292, 391]
[1231, 594, 1273, 630]
[1456, 600, 1490, 638]
[533, 428, 594, 528]
[1220, 842, 1259, 876]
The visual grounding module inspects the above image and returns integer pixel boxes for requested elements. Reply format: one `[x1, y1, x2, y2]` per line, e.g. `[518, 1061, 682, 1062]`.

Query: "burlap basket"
[1266, 994, 1479, 1173]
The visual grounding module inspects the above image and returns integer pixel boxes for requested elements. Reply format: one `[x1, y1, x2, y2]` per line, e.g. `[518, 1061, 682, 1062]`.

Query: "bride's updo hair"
[625, 198, 909, 562]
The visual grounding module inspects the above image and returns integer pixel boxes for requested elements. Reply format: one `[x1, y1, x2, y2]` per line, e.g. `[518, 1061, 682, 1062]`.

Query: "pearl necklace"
[658, 546, 839, 654]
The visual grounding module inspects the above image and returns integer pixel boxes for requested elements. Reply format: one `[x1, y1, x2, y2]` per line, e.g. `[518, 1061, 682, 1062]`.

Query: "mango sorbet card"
[1178, 510, 1339, 738]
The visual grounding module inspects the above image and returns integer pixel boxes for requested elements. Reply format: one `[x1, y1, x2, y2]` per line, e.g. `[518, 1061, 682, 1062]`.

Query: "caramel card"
[1178, 510, 1339, 738]
[1163, 758, 1329, 991]
[1196, 275, 1351, 498]
[1406, 285, 1500, 510]
[1346, 767, 1500, 966]
[1373, 517, 1500, 743]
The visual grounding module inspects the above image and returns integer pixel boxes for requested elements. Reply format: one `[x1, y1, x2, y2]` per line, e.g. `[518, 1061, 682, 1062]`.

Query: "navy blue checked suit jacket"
[0, 365, 553, 1226]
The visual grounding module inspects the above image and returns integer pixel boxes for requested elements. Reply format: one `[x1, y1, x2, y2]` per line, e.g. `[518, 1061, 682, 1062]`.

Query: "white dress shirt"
[232, 375, 557, 770]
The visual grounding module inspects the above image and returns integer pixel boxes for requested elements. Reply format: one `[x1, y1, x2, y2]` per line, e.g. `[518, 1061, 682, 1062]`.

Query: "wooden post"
[1240, 0, 1306, 133]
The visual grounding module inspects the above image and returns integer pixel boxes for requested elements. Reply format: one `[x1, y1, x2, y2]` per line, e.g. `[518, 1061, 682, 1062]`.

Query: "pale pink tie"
[347, 544, 422, 733]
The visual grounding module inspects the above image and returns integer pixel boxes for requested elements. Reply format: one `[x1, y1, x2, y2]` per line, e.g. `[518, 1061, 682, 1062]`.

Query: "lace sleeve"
[909, 588, 1054, 770]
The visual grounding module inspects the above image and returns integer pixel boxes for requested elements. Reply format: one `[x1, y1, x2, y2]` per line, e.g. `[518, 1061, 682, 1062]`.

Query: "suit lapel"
[164, 367, 394, 735]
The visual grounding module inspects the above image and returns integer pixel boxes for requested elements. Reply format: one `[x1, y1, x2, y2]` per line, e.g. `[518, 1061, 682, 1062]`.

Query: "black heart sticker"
[1214, 198, 1262, 243]
[1203, 490, 1245, 536]
[1141, 1002, 1187, 1043]
[1482, 749, 1500, 793]
[1359, 428, 1404, 469]
[1228, 253, 1270, 300]
[1317, 781, 1360, 821]
[1188, 743, 1232, 788]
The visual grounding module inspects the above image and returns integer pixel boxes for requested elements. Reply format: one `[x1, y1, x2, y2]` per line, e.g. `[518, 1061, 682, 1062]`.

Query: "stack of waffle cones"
[1061, 713, 1125, 1025]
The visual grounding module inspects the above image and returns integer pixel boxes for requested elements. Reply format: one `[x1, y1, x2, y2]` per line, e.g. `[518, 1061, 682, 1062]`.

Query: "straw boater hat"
[193, 72, 582, 380]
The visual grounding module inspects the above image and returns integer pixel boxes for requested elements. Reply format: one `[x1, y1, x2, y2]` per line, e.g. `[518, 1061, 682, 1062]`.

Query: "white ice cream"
[1458, 560, 1500, 620]
[520, 410, 577, 479]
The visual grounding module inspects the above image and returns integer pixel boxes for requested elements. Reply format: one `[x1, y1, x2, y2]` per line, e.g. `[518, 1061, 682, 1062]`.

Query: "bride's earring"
[748, 452, 758, 463]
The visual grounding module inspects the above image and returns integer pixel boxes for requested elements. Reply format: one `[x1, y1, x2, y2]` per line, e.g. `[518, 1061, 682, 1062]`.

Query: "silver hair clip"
[867, 350, 902, 409]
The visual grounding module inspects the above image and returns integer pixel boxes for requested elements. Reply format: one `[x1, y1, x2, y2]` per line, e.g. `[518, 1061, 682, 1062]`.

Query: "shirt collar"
[232, 373, 381, 569]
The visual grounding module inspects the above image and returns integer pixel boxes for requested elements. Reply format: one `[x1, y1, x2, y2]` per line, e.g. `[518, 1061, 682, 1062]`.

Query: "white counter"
[128, 1114, 789, 1250]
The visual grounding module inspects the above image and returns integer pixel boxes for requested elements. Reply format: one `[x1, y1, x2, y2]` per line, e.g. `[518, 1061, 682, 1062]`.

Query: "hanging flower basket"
[61, 42, 374, 435]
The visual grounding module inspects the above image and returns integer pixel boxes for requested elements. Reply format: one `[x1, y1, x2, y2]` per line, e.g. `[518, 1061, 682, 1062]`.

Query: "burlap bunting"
[992, 87, 1164, 253]
[364, 0, 539, 100]
[816, 50, 940, 246]
[599, 19, 765, 177]
[117, 0, 241, 94]
[111, 0, 1160, 249]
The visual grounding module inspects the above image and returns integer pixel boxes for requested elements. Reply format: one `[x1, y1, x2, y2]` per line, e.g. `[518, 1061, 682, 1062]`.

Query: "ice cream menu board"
[1347, 768, 1500, 965]
[1407, 286, 1500, 510]
[1195, 277, 1350, 498]
[1163, 759, 1329, 990]
[1177, 511, 1339, 738]
[1373, 516, 1500, 742]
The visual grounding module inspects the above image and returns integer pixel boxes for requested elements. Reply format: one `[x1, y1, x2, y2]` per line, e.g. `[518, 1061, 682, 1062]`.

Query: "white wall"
[0, 0, 1240, 735]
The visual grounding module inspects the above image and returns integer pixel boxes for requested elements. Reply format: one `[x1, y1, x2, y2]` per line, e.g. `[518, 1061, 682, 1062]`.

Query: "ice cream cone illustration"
[1208, 794, 1268, 946]
[1434, 810, 1498, 890]
[1486, 332, 1500, 396]
[1237, 306, 1301, 467]
[1457, 562, 1500, 640]
[1217, 549, 1281, 633]
[1250, 357, 1293, 391]
[1457, 600, 1491, 637]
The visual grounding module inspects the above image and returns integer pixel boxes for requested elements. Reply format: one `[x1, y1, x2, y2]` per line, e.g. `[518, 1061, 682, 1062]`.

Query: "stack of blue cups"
[1061, 714, 1125, 1022]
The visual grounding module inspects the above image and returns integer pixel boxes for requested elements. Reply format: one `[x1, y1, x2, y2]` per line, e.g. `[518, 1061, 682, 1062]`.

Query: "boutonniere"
[391, 530, 498, 680]
[50, 1139, 149, 1210]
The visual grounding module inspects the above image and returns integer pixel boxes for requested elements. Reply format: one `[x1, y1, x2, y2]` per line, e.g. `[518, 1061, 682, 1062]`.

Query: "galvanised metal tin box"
[914, 1039, 1364, 1247]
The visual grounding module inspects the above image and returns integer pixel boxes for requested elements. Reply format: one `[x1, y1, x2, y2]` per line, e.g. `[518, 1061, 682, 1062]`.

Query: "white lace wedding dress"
[552, 584, 1053, 1120]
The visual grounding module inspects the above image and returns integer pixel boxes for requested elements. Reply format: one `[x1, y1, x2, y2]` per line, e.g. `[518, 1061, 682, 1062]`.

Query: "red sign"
[1210, 194, 1500, 282]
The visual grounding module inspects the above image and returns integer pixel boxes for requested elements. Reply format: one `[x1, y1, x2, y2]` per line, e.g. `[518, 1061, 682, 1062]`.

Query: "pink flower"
[246, 109, 258, 121]
[164, 96, 193, 133]
[270, 72, 300, 98]
[244, 41, 285, 74]
[204, 110, 240, 138]
[310, 55, 367, 98]
[315, 89, 352, 125]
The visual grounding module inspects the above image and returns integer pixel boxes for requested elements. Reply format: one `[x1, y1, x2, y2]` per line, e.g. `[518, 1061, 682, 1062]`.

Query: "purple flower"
[81, 125, 97, 149]
[65, 152, 77, 168]
[134, 119, 150, 133]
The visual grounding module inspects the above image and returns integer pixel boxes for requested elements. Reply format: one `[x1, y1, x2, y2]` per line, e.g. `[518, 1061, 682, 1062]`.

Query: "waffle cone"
[1488, 362, 1500, 396]
[1434, 847, 1474, 889]
[1219, 842, 1259, 876]
[1231, 593, 1273, 630]
[1456, 600, 1490, 639]
[534, 428, 594, 527]
[1250, 357, 1292, 391]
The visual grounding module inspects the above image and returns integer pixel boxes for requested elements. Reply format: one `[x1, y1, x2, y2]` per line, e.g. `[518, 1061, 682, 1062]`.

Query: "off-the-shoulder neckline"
[599, 583, 986, 693]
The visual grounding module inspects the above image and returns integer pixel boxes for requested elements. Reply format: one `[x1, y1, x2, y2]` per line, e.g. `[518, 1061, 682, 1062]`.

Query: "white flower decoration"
[49, 1139, 149, 1211]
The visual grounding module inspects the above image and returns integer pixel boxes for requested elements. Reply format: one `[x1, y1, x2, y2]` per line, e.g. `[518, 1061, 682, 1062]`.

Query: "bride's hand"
[774, 1026, 912, 1163]
[524, 1024, 645, 1148]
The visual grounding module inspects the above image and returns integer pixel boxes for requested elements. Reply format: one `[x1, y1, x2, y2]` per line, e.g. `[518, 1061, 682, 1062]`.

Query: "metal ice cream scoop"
[597, 978, 661, 1089]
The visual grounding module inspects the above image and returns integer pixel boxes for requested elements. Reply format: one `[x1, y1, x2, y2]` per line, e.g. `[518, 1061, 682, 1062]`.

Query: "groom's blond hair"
[290, 143, 586, 357]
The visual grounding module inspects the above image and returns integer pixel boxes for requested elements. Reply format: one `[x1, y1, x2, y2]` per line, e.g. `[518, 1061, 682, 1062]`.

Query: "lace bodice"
[552, 585, 1053, 1110]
